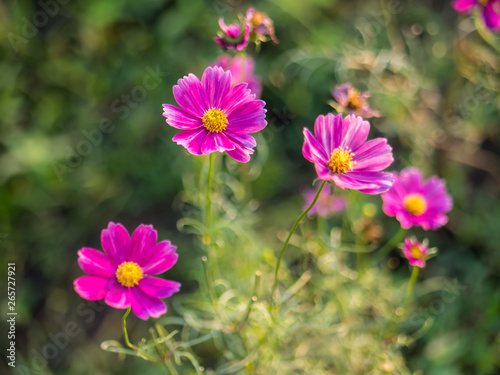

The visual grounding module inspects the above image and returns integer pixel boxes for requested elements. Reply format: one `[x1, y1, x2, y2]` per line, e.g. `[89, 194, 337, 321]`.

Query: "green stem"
[165, 359, 180, 375]
[372, 227, 406, 264]
[270, 180, 327, 305]
[122, 307, 138, 350]
[404, 266, 419, 314]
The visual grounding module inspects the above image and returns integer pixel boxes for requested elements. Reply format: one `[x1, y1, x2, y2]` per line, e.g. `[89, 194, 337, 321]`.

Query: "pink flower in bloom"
[214, 18, 250, 50]
[74, 222, 181, 320]
[401, 237, 432, 268]
[302, 113, 394, 195]
[303, 185, 347, 218]
[212, 54, 262, 98]
[243, 7, 279, 44]
[452, 0, 500, 32]
[381, 167, 453, 230]
[330, 83, 380, 118]
[162, 66, 267, 162]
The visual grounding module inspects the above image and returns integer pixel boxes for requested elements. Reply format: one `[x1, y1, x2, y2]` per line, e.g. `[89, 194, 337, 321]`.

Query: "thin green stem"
[165, 359, 180, 375]
[122, 307, 138, 350]
[270, 180, 327, 305]
[404, 266, 419, 314]
[372, 227, 407, 265]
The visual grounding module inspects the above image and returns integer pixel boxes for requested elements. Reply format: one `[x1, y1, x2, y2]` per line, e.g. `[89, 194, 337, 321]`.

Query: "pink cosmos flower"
[381, 167, 453, 230]
[401, 237, 433, 268]
[162, 66, 267, 162]
[303, 185, 347, 218]
[243, 7, 279, 44]
[452, 0, 500, 32]
[329, 83, 380, 118]
[74, 222, 181, 320]
[212, 54, 262, 98]
[302, 113, 394, 195]
[214, 18, 250, 50]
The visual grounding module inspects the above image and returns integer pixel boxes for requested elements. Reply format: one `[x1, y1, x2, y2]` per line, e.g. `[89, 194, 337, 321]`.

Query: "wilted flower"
[329, 83, 380, 118]
[162, 66, 267, 162]
[212, 54, 262, 98]
[74, 223, 181, 320]
[214, 18, 250, 50]
[452, 0, 500, 32]
[381, 167, 453, 230]
[303, 184, 347, 218]
[243, 7, 279, 44]
[401, 237, 436, 268]
[302, 113, 394, 195]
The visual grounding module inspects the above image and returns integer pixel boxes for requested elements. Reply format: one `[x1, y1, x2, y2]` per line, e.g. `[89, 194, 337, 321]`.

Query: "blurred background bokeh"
[1, 0, 499, 373]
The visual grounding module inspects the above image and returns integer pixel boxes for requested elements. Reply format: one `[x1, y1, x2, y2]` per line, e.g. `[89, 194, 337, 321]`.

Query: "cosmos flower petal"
[201, 132, 236, 154]
[130, 224, 158, 264]
[227, 100, 267, 133]
[224, 131, 257, 148]
[172, 128, 208, 155]
[202, 66, 232, 108]
[162, 104, 202, 130]
[314, 115, 335, 153]
[341, 115, 371, 151]
[104, 282, 130, 309]
[74, 276, 113, 300]
[482, 3, 500, 31]
[101, 222, 131, 265]
[226, 142, 254, 163]
[334, 171, 394, 194]
[452, 0, 478, 13]
[354, 138, 394, 171]
[77, 247, 115, 278]
[139, 277, 181, 299]
[141, 240, 178, 274]
[220, 83, 255, 115]
[173, 74, 209, 117]
[130, 287, 167, 320]
[302, 127, 329, 163]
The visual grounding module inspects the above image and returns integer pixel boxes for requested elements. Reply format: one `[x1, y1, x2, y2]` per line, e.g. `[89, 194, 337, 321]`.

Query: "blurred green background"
[1, 0, 500, 373]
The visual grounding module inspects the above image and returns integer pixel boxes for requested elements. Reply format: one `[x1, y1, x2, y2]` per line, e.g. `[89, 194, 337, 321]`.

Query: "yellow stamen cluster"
[202, 109, 228, 133]
[116, 261, 143, 287]
[347, 88, 364, 110]
[409, 245, 423, 259]
[403, 194, 427, 216]
[328, 147, 355, 174]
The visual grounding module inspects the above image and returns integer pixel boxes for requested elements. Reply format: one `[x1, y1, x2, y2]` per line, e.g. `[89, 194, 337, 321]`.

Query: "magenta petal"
[141, 240, 178, 274]
[334, 171, 393, 194]
[225, 131, 257, 149]
[201, 132, 236, 154]
[340, 115, 371, 152]
[302, 128, 328, 163]
[202, 66, 232, 109]
[162, 104, 203, 130]
[74, 276, 113, 300]
[130, 224, 158, 264]
[353, 138, 393, 171]
[226, 142, 254, 162]
[482, 4, 500, 31]
[101, 222, 131, 265]
[172, 128, 208, 155]
[77, 247, 115, 278]
[104, 282, 130, 309]
[173, 73, 209, 117]
[130, 288, 167, 320]
[314, 115, 334, 153]
[220, 83, 255, 115]
[139, 277, 181, 298]
[452, 0, 478, 13]
[226, 100, 267, 134]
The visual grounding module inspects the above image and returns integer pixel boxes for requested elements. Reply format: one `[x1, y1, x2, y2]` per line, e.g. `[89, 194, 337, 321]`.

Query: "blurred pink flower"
[303, 185, 347, 218]
[382, 167, 453, 230]
[162, 66, 267, 162]
[243, 7, 279, 44]
[214, 18, 250, 50]
[212, 54, 262, 98]
[330, 83, 380, 118]
[302, 113, 394, 195]
[401, 237, 430, 268]
[74, 222, 181, 320]
[452, 0, 500, 32]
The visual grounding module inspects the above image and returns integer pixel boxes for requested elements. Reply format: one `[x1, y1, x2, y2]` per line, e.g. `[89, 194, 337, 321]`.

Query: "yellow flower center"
[409, 245, 423, 259]
[328, 147, 355, 174]
[403, 194, 427, 216]
[347, 88, 363, 110]
[202, 109, 228, 133]
[116, 262, 143, 287]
